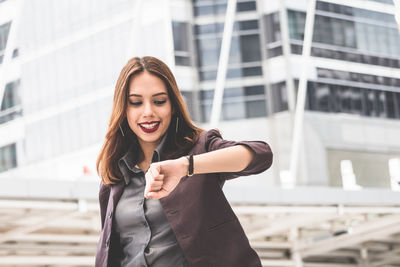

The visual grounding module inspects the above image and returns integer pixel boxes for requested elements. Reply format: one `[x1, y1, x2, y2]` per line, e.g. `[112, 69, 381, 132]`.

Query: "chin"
[137, 131, 165, 144]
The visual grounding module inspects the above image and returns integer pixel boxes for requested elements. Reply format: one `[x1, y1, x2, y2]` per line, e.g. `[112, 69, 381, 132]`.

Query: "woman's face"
[126, 71, 172, 150]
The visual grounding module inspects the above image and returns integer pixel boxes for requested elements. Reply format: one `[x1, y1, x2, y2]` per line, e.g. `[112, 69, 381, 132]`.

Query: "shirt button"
[143, 221, 148, 227]
[105, 237, 110, 247]
[144, 247, 150, 253]
[108, 211, 113, 219]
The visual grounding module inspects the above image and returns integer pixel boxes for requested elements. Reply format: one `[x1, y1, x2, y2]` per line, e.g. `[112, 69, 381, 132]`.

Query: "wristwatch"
[185, 154, 194, 177]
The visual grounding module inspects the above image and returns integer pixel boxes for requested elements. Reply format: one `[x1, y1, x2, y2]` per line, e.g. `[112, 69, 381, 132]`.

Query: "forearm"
[182, 145, 255, 175]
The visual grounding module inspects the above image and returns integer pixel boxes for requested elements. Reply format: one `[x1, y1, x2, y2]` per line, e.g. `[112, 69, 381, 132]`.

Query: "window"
[369, 0, 394, 3]
[1, 80, 20, 110]
[264, 12, 281, 43]
[288, 9, 400, 60]
[196, 37, 220, 67]
[0, 143, 17, 172]
[193, 0, 257, 17]
[271, 82, 288, 113]
[240, 34, 261, 62]
[195, 20, 258, 36]
[181, 91, 199, 121]
[0, 22, 11, 64]
[195, 18, 263, 80]
[317, 68, 400, 87]
[239, 20, 259, 31]
[311, 47, 400, 68]
[272, 74, 400, 120]
[172, 21, 192, 66]
[317, 2, 396, 25]
[287, 10, 305, 40]
[200, 85, 267, 122]
[306, 81, 400, 119]
[0, 80, 22, 124]
[237, 1, 256, 12]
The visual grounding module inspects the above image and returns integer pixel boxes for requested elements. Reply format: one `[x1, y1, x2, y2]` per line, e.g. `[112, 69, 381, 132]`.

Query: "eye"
[129, 101, 141, 106]
[154, 100, 167, 105]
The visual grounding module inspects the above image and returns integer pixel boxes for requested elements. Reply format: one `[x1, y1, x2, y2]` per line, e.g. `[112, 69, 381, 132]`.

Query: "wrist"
[187, 154, 194, 176]
[180, 156, 189, 177]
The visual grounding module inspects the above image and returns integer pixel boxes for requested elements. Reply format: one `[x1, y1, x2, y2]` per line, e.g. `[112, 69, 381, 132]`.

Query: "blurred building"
[0, 0, 400, 266]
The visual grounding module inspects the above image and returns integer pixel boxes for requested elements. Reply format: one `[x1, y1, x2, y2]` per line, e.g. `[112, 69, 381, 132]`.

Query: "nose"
[143, 101, 154, 117]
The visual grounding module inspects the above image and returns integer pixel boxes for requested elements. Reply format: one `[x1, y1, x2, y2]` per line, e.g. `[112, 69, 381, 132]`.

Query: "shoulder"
[198, 128, 222, 142]
[194, 128, 223, 144]
[189, 128, 224, 153]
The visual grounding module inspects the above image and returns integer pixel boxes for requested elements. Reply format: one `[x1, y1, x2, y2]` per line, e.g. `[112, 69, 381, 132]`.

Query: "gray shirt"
[115, 133, 189, 267]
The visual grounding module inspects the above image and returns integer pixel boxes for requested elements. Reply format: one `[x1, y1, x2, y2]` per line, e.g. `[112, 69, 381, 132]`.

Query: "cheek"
[126, 109, 138, 125]
[162, 106, 172, 121]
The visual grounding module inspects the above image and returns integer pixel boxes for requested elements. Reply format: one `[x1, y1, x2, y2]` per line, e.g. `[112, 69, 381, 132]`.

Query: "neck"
[138, 140, 159, 171]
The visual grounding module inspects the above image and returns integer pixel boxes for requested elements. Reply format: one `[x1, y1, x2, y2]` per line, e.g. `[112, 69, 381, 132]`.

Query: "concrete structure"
[0, 0, 399, 266]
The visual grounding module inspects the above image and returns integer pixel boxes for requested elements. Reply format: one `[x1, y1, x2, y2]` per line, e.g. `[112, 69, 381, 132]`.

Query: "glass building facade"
[188, 0, 268, 122]
[263, 2, 400, 121]
[0, 0, 399, 189]
[173, 0, 400, 189]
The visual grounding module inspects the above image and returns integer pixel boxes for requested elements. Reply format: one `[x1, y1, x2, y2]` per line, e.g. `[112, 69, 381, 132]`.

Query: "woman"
[95, 56, 273, 267]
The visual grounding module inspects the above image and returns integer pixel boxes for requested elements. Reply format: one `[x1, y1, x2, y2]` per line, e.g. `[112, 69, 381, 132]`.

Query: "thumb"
[149, 163, 161, 177]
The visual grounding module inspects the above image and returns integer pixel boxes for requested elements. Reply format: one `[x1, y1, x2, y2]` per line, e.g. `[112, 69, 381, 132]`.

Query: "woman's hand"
[144, 157, 188, 200]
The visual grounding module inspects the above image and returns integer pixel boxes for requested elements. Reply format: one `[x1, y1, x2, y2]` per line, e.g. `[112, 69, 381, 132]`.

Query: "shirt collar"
[118, 132, 169, 185]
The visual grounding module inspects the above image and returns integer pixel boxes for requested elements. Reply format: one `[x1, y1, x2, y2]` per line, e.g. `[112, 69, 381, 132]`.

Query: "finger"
[150, 180, 163, 188]
[149, 182, 163, 191]
[144, 178, 154, 198]
[147, 189, 168, 200]
[153, 174, 164, 181]
[145, 189, 161, 199]
[144, 178, 155, 197]
[144, 185, 151, 198]
[145, 171, 157, 184]
[149, 186, 162, 193]
[145, 173, 164, 184]
[145, 179, 163, 197]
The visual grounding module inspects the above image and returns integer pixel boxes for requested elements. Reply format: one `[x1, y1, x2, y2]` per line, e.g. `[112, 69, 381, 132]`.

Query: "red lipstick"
[139, 121, 160, 133]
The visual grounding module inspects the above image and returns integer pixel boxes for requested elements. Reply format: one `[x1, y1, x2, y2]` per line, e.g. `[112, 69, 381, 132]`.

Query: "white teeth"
[140, 122, 159, 129]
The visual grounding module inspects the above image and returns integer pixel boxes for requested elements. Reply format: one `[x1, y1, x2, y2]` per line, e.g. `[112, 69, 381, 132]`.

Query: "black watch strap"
[186, 154, 194, 176]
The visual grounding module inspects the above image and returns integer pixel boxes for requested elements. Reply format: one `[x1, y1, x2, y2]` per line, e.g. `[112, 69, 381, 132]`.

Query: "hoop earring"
[119, 123, 125, 137]
[175, 116, 179, 133]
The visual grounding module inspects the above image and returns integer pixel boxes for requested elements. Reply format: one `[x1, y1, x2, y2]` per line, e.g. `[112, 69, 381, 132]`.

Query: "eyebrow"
[128, 92, 168, 97]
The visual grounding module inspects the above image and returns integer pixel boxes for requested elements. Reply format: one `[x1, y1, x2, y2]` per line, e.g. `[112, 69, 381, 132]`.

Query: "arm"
[185, 145, 255, 174]
[144, 129, 273, 200]
[144, 146, 253, 200]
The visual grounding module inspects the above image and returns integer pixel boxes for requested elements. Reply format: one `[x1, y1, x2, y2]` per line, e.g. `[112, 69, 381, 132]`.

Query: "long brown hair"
[96, 56, 204, 184]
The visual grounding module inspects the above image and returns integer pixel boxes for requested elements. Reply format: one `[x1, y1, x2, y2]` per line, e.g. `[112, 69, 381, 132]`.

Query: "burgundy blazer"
[95, 129, 273, 267]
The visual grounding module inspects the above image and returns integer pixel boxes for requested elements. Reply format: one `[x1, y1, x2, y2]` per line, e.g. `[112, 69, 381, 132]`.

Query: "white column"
[209, 0, 237, 128]
[279, 1, 296, 112]
[288, 0, 316, 185]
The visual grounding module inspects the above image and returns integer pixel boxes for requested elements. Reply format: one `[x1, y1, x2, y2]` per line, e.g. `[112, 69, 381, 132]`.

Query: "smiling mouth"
[139, 121, 160, 133]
